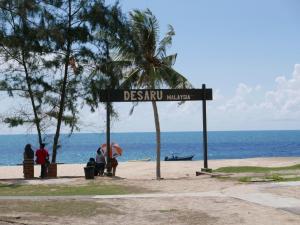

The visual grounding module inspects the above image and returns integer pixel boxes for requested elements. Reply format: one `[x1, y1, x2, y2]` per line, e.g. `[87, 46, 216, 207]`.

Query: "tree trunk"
[22, 55, 43, 145]
[151, 101, 161, 179]
[52, 51, 70, 163]
[51, 0, 72, 163]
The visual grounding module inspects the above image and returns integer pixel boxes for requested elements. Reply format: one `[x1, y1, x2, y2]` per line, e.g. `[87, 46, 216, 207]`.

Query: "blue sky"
[1, 0, 300, 134]
[107, 0, 300, 132]
[118, 0, 300, 94]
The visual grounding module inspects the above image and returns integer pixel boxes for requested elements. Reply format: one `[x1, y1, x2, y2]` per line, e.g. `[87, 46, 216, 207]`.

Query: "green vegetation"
[214, 164, 300, 183]
[0, 2, 190, 169]
[237, 175, 300, 183]
[238, 177, 252, 182]
[0, 0, 128, 162]
[281, 177, 300, 182]
[214, 164, 300, 173]
[0, 183, 145, 196]
[265, 174, 284, 181]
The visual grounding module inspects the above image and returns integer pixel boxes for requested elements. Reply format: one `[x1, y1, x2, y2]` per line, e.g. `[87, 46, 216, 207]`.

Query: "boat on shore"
[164, 153, 194, 161]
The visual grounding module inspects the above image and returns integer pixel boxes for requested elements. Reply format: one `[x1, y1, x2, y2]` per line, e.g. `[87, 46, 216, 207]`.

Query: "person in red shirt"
[35, 143, 49, 178]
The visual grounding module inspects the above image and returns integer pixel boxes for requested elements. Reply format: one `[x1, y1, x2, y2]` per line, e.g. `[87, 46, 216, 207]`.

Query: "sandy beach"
[1, 157, 300, 225]
[1, 157, 300, 180]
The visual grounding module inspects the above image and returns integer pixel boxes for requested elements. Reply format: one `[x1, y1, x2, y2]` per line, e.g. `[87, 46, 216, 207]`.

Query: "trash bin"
[84, 166, 95, 179]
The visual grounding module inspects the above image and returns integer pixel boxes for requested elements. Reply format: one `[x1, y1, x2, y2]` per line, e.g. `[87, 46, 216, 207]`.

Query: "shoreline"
[2, 155, 300, 167]
[1, 157, 300, 180]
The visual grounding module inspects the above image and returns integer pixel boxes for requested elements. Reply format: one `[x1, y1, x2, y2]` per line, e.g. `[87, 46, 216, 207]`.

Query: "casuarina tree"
[41, 0, 128, 163]
[37, 0, 95, 163]
[84, 1, 131, 118]
[0, 0, 50, 145]
[83, 2, 131, 173]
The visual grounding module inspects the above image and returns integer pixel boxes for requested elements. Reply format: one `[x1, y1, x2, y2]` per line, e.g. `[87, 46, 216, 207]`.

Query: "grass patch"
[265, 175, 300, 182]
[0, 183, 145, 196]
[265, 174, 284, 182]
[0, 200, 121, 217]
[280, 176, 300, 182]
[213, 164, 300, 183]
[214, 164, 300, 173]
[237, 174, 300, 183]
[238, 177, 252, 182]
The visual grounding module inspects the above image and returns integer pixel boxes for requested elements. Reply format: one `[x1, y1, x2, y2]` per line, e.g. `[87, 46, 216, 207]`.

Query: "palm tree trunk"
[151, 101, 161, 179]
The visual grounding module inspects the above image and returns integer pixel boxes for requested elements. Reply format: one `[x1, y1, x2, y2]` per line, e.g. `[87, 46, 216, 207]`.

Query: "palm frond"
[129, 102, 139, 116]
[116, 8, 192, 91]
[157, 25, 175, 57]
[160, 66, 193, 89]
[162, 54, 177, 66]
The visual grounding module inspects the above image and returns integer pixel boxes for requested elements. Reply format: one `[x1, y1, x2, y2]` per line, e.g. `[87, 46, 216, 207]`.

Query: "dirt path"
[1, 181, 299, 214]
[1, 157, 300, 224]
[1, 177, 300, 224]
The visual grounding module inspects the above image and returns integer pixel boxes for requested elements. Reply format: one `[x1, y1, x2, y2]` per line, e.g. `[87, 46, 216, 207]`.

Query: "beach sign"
[99, 88, 213, 102]
[101, 84, 213, 175]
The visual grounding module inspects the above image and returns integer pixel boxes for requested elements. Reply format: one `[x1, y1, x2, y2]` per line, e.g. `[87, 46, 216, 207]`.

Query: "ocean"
[0, 130, 300, 166]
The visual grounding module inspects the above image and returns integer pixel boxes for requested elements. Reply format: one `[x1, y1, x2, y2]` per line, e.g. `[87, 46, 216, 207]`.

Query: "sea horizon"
[1, 130, 300, 166]
[1, 128, 300, 136]
[0, 129, 300, 135]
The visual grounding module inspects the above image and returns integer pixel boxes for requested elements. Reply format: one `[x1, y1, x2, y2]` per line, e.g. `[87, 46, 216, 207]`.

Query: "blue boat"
[164, 153, 194, 161]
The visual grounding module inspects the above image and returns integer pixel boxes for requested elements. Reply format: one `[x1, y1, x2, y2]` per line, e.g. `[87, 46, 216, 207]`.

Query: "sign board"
[99, 89, 213, 102]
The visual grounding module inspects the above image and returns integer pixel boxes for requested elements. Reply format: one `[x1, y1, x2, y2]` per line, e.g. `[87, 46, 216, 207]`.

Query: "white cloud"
[261, 64, 300, 120]
[209, 64, 300, 130]
[2, 64, 300, 133]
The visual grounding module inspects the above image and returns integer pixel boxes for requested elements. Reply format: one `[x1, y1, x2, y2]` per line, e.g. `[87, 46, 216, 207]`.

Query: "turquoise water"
[1, 130, 300, 165]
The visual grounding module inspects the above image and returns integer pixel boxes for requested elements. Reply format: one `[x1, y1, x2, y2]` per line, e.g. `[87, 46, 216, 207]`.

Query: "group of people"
[24, 143, 119, 178]
[24, 143, 49, 178]
[87, 147, 118, 176]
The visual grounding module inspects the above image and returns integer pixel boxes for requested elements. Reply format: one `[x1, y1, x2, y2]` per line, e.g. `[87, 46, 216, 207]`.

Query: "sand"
[1, 157, 300, 225]
[1, 157, 300, 180]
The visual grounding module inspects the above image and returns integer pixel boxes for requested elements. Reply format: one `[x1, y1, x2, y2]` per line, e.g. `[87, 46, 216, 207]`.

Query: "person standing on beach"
[111, 157, 118, 176]
[35, 143, 49, 178]
[95, 148, 106, 176]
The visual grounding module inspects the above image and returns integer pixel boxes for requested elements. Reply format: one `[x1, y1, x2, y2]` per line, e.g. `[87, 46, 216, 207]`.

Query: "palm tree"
[119, 9, 191, 179]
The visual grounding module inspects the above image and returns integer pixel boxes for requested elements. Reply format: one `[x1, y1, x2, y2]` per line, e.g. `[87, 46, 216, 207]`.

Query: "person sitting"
[87, 157, 96, 167]
[95, 148, 106, 176]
